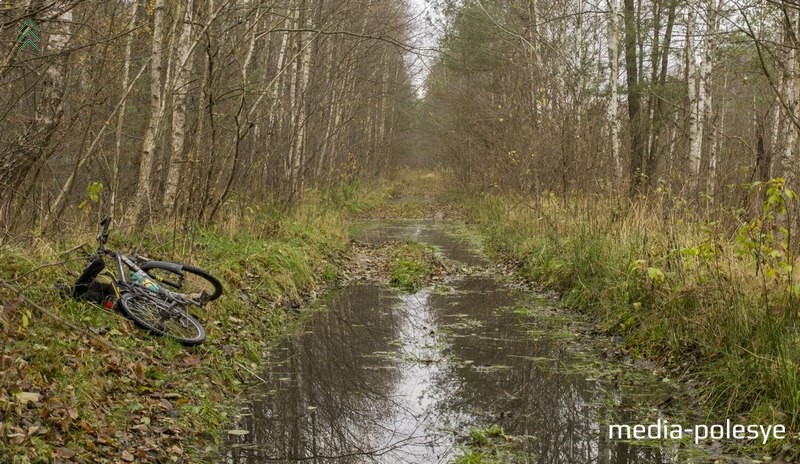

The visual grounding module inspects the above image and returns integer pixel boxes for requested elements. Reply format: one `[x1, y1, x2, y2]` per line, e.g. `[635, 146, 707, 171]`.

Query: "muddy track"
[220, 219, 725, 463]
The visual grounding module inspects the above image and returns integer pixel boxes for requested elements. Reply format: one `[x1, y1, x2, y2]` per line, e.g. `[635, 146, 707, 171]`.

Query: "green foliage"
[455, 425, 517, 464]
[736, 178, 799, 310]
[77, 181, 103, 209]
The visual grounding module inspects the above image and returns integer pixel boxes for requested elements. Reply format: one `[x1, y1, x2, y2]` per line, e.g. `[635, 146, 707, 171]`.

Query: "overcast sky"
[406, 0, 445, 97]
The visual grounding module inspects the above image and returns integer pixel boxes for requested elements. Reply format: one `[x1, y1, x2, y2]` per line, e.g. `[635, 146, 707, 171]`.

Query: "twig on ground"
[234, 361, 269, 384]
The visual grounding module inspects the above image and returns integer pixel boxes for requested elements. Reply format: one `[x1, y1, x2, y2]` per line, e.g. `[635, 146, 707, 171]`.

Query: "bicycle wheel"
[118, 290, 206, 345]
[139, 261, 223, 302]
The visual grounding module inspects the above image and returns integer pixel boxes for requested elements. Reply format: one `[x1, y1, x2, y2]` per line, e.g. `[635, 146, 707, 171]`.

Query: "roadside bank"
[0, 193, 369, 463]
[456, 190, 800, 461]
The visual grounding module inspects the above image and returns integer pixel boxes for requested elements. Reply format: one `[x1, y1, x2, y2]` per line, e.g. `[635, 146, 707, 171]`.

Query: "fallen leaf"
[121, 450, 135, 462]
[14, 391, 40, 404]
[55, 447, 76, 459]
[78, 420, 94, 432]
[132, 360, 145, 379]
[159, 399, 173, 411]
[227, 429, 249, 436]
[182, 355, 199, 366]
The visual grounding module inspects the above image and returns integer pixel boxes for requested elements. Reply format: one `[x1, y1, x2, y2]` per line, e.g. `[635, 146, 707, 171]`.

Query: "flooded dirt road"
[223, 222, 683, 463]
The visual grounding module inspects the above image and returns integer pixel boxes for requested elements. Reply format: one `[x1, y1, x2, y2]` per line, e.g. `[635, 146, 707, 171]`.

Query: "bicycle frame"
[84, 216, 209, 344]
[93, 216, 203, 308]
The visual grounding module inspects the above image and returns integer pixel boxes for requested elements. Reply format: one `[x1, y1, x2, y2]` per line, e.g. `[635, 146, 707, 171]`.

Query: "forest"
[2, 0, 799, 228]
[1, 0, 416, 232]
[3, 0, 800, 462]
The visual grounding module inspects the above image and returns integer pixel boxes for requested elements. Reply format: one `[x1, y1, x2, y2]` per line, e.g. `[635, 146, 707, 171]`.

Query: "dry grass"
[465, 189, 800, 445]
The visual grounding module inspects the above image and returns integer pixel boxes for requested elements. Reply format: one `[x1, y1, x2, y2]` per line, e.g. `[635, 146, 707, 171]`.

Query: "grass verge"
[0, 194, 352, 463]
[459, 185, 800, 459]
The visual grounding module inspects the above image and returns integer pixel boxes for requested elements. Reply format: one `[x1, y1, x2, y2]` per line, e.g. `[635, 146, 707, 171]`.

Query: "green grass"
[0, 194, 354, 463]
[388, 242, 435, 292]
[459, 191, 800, 456]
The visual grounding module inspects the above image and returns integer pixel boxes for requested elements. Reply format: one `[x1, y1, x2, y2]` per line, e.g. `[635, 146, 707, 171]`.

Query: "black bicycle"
[72, 216, 222, 345]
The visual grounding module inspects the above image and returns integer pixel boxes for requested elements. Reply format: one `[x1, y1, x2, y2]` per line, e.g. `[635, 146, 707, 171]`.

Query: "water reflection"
[227, 285, 406, 462]
[223, 222, 676, 463]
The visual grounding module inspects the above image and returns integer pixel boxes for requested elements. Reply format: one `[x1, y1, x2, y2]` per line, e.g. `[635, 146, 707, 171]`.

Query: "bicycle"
[70, 216, 223, 345]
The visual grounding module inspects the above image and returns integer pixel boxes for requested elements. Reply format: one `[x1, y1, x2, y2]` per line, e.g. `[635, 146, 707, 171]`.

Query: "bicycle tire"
[139, 261, 223, 302]
[118, 290, 206, 345]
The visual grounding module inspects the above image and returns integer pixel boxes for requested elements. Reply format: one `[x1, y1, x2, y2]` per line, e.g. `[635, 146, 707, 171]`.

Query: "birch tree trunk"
[781, 7, 800, 186]
[527, 0, 542, 120]
[163, 0, 195, 217]
[623, 0, 644, 193]
[129, 0, 166, 225]
[703, 0, 721, 200]
[316, 44, 339, 183]
[288, 3, 314, 200]
[708, 74, 725, 200]
[606, 0, 622, 186]
[686, 5, 703, 191]
[207, 1, 266, 221]
[0, 1, 72, 222]
[645, 0, 676, 188]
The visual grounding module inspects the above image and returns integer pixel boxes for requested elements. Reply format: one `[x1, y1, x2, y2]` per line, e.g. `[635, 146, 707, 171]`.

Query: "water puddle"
[222, 222, 686, 463]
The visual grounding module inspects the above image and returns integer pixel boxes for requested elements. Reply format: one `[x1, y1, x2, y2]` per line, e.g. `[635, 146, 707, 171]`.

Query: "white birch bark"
[703, 0, 721, 199]
[30, 1, 71, 225]
[129, 0, 167, 224]
[317, 45, 339, 182]
[267, 12, 292, 138]
[378, 51, 389, 157]
[110, 0, 139, 219]
[606, 0, 622, 185]
[781, 8, 800, 186]
[686, 6, 703, 189]
[35, 5, 71, 126]
[708, 74, 725, 200]
[289, 4, 314, 198]
[163, 0, 195, 216]
[770, 92, 783, 165]
[285, 7, 300, 186]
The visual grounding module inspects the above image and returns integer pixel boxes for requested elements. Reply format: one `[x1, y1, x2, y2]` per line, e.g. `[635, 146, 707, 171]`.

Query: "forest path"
[218, 182, 726, 463]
